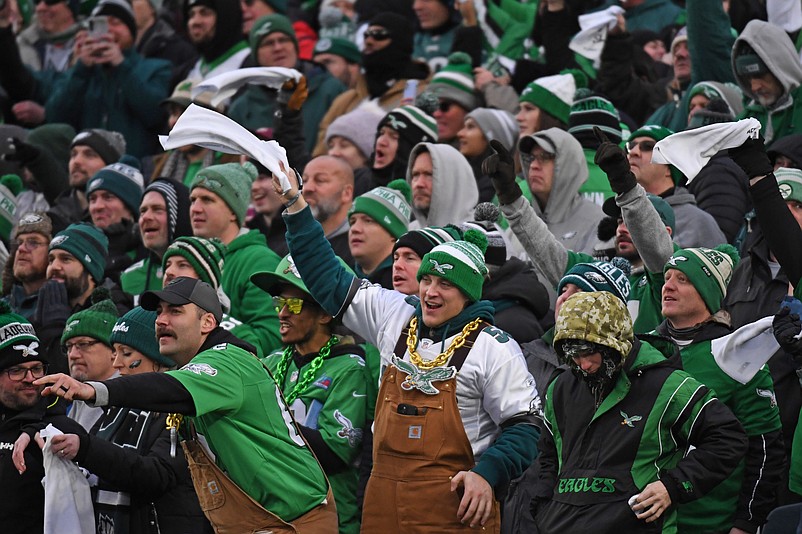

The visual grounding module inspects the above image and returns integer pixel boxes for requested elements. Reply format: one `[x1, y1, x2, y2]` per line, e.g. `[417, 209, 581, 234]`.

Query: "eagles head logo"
[584, 272, 607, 284]
[667, 256, 688, 267]
[50, 235, 68, 248]
[779, 183, 793, 200]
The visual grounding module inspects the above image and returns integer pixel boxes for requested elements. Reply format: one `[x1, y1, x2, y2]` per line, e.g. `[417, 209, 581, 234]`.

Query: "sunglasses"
[626, 139, 656, 153]
[363, 29, 391, 41]
[272, 296, 308, 314]
[438, 100, 464, 113]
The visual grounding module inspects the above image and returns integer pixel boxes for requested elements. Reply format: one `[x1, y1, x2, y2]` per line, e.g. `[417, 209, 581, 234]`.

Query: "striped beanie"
[775, 167, 802, 203]
[143, 178, 192, 242]
[349, 179, 412, 238]
[664, 245, 740, 314]
[0, 301, 42, 370]
[0, 175, 22, 244]
[110, 307, 176, 367]
[466, 109, 518, 151]
[86, 156, 145, 220]
[393, 225, 462, 258]
[70, 129, 126, 165]
[558, 257, 632, 303]
[460, 203, 506, 266]
[568, 89, 622, 148]
[378, 105, 439, 147]
[429, 52, 478, 111]
[417, 229, 488, 302]
[519, 70, 587, 125]
[161, 236, 226, 290]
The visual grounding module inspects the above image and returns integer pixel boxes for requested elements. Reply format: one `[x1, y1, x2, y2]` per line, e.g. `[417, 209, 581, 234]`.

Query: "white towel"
[569, 6, 625, 65]
[710, 316, 779, 384]
[192, 67, 302, 109]
[650, 118, 761, 182]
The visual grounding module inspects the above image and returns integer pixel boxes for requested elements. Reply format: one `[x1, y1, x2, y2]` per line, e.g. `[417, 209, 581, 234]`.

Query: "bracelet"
[284, 191, 301, 208]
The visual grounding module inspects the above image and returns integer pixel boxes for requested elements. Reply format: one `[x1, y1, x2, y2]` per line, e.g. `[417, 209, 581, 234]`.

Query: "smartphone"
[86, 16, 109, 38]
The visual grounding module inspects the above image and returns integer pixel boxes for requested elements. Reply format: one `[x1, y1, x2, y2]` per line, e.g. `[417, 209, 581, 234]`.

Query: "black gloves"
[593, 127, 637, 195]
[483, 139, 522, 205]
[5, 137, 40, 165]
[34, 279, 71, 334]
[728, 137, 773, 179]
[774, 306, 802, 358]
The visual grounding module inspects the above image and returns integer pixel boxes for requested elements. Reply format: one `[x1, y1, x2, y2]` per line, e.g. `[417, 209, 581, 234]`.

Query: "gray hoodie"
[406, 142, 479, 229]
[517, 128, 603, 255]
[665, 187, 727, 248]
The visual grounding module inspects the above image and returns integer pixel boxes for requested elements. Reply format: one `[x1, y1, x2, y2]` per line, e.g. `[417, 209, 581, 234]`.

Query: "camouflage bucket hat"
[553, 291, 633, 362]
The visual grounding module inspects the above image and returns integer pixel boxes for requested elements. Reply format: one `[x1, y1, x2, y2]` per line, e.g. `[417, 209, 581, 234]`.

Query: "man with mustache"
[36, 276, 337, 532]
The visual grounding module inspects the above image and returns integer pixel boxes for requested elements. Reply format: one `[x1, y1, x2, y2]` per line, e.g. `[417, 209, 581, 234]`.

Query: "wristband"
[284, 191, 301, 208]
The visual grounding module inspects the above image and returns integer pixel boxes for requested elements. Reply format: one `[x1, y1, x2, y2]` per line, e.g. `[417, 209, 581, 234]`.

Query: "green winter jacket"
[44, 48, 172, 157]
[222, 229, 281, 358]
[597, 0, 684, 33]
[227, 60, 346, 153]
[120, 256, 162, 302]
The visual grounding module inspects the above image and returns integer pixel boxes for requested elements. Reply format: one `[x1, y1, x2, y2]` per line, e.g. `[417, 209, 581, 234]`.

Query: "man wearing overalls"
[276, 165, 542, 532]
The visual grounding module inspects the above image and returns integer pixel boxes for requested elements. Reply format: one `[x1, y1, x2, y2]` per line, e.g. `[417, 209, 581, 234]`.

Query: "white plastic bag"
[40, 424, 95, 534]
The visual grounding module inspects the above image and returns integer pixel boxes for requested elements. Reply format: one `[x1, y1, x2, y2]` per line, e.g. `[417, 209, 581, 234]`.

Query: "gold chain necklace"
[405, 316, 483, 370]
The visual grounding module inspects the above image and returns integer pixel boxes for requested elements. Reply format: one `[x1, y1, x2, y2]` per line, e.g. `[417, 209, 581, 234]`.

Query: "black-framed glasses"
[626, 139, 656, 153]
[5, 363, 48, 382]
[63, 340, 101, 354]
[363, 28, 391, 41]
[14, 238, 48, 251]
[529, 151, 556, 164]
[272, 296, 307, 314]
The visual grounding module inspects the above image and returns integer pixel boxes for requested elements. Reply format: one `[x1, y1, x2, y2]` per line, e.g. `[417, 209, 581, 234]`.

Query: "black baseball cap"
[141, 276, 223, 323]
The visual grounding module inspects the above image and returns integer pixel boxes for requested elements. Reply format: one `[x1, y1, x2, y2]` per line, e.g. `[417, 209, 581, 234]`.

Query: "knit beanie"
[417, 229, 488, 302]
[557, 257, 632, 303]
[144, 178, 192, 242]
[61, 288, 119, 346]
[734, 53, 768, 77]
[264, 0, 287, 13]
[466, 108, 518, 151]
[50, 222, 109, 283]
[687, 98, 735, 130]
[369, 12, 413, 58]
[768, 135, 802, 168]
[519, 70, 588, 125]
[27, 123, 76, 172]
[670, 26, 687, 54]
[92, 0, 138, 41]
[109, 307, 176, 367]
[161, 236, 226, 290]
[71, 129, 126, 165]
[326, 109, 383, 160]
[349, 179, 412, 238]
[775, 168, 802, 203]
[250, 14, 298, 57]
[553, 291, 633, 361]
[568, 89, 622, 148]
[0, 175, 22, 244]
[459, 203, 506, 266]
[378, 105, 439, 147]
[687, 81, 744, 117]
[85, 157, 145, 220]
[0, 301, 42, 371]
[429, 52, 478, 111]
[313, 36, 361, 64]
[393, 225, 462, 258]
[190, 162, 257, 226]
[663, 244, 740, 314]
[627, 125, 683, 184]
[13, 212, 52, 241]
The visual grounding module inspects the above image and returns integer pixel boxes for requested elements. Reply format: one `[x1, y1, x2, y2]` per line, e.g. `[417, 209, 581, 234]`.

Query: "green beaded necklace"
[274, 335, 338, 404]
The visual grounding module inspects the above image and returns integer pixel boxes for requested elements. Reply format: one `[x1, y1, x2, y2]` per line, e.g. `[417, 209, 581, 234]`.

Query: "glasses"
[272, 296, 308, 314]
[439, 100, 463, 113]
[626, 140, 656, 153]
[63, 340, 101, 354]
[529, 151, 556, 164]
[560, 341, 597, 360]
[5, 363, 48, 382]
[363, 29, 391, 41]
[14, 238, 48, 251]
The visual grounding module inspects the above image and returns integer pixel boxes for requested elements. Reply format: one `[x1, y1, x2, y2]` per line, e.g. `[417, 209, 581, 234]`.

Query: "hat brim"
[140, 288, 193, 311]
[518, 135, 556, 155]
[250, 270, 309, 296]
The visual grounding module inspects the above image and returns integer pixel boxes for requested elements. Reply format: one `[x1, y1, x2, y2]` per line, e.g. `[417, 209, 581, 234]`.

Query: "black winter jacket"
[483, 258, 549, 344]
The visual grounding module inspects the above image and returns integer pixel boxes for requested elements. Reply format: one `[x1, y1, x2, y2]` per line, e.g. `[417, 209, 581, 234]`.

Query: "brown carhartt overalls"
[360, 321, 500, 533]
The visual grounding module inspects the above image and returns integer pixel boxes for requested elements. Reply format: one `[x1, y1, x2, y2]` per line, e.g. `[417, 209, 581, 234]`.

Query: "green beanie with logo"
[61, 288, 119, 346]
[663, 245, 740, 314]
[110, 307, 176, 367]
[191, 162, 257, 226]
[417, 229, 489, 302]
[349, 179, 412, 238]
[49, 222, 109, 283]
[249, 14, 298, 57]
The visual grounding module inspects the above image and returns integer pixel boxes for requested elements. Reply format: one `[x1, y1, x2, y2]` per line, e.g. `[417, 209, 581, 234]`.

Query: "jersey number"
[274, 388, 307, 447]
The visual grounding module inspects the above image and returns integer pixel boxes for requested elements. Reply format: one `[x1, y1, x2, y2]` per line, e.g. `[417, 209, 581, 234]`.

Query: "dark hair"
[537, 111, 568, 132]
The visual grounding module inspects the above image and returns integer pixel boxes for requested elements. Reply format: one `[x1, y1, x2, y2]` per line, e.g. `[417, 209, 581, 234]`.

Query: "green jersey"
[169, 342, 329, 522]
[262, 340, 369, 534]
[120, 257, 162, 303]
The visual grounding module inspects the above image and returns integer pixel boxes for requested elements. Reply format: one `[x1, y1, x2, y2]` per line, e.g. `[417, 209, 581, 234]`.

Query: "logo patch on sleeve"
[181, 363, 218, 376]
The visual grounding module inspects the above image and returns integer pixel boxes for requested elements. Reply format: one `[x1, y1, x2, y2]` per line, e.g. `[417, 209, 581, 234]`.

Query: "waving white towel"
[192, 67, 302, 109]
[651, 118, 761, 182]
[569, 6, 625, 65]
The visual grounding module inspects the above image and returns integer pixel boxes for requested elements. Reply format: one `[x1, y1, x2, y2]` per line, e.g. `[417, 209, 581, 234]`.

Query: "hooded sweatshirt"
[184, 0, 249, 81]
[518, 128, 603, 255]
[406, 143, 479, 228]
[733, 20, 802, 144]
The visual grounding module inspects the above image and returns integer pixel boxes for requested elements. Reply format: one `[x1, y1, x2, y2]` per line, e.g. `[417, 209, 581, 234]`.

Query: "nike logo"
[352, 392, 366, 398]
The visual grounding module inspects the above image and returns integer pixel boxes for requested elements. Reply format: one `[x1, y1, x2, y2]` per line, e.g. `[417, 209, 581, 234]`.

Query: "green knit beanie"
[0, 301, 42, 371]
[191, 162, 257, 226]
[161, 236, 226, 290]
[417, 229, 488, 302]
[776, 168, 802, 203]
[109, 307, 176, 367]
[663, 245, 740, 314]
[249, 14, 298, 58]
[627, 125, 684, 184]
[313, 37, 361, 64]
[429, 52, 477, 111]
[61, 288, 119, 346]
[50, 222, 109, 283]
[519, 69, 588, 125]
[349, 179, 412, 239]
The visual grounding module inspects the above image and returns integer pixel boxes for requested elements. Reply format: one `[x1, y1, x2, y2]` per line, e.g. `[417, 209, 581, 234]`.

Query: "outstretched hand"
[33, 373, 97, 402]
[271, 161, 307, 212]
[483, 139, 522, 205]
[593, 127, 636, 194]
